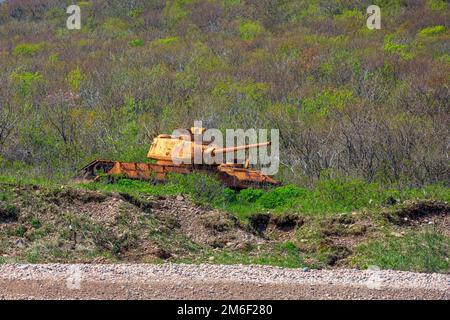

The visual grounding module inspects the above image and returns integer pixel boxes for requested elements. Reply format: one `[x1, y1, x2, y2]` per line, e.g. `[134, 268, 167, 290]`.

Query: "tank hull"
[77, 159, 278, 189]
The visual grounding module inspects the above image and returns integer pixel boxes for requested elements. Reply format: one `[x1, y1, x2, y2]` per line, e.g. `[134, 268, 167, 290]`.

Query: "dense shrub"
[239, 21, 264, 40]
[167, 173, 225, 205]
[129, 38, 145, 47]
[256, 185, 306, 209]
[237, 188, 264, 203]
[0, 0, 447, 188]
[12, 43, 44, 57]
[222, 188, 236, 204]
[417, 25, 446, 37]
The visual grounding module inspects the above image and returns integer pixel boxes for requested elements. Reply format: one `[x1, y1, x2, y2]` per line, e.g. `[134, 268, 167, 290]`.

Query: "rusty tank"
[77, 127, 278, 189]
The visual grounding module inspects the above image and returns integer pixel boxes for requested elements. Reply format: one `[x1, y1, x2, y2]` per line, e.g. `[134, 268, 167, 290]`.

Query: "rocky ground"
[0, 263, 448, 300]
[0, 182, 448, 300]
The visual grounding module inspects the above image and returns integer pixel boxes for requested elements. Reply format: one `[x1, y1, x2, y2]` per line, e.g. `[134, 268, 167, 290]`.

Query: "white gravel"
[0, 264, 448, 300]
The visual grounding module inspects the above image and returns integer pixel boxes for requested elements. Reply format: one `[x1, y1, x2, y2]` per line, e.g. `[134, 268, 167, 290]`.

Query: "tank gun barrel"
[211, 141, 271, 156]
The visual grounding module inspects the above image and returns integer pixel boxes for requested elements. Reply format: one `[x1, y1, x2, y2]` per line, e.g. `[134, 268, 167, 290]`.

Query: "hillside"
[0, 1, 449, 277]
[0, 0, 449, 186]
[1, 180, 448, 273]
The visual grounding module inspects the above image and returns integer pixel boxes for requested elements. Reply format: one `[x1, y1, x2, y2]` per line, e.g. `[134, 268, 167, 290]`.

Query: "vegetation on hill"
[0, 0, 448, 187]
[0, 1, 448, 272]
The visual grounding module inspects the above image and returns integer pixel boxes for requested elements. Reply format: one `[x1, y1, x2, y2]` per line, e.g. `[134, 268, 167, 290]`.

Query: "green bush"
[117, 179, 135, 187]
[67, 67, 84, 92]
[256, 185, 306, 209]
[152, 37, 179, 46]
[167, 173, 225, 205]
[383, 34, 413, 60]
[31, 218, 42, 229]
[418, 25, 446, 37]
[10, 69, 44, 97]
[257, 191, 285, 209]
[316, 177, 371, 206]
[239, 21, 264, 41]
[273, 185, 307, 198]
[129, 38, 145, 47]
[128, 8, 143, 18]
[13, 43, 44, 57]
[427, 0, 447, 10]
[237, 188, 264, 203]
[14, 225, 27, 238]
[301, 89, 356, 116]
[14, 226, 27, 237]
[223, 188, 237, 204]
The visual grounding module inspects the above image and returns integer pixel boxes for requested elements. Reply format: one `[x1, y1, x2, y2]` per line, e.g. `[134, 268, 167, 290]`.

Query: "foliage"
[167, 173, 225, 205]
[239, 21, 264, 41]
[383, 34, 413, 60]
[31, 218, 42, 229]
[0, 0, 448, 188]
[79, 174, 449, 221]
[257, 185, 306, 209]
[301, 89, 356, 116]
[67, 67, 84, 92]
[13, 43, 44, 57]
[427, 0, 447, 11]
[129, 38, 145, 47]
[237, 188, 264, 203]
[417, 25, 446, 37]
[9, 69, 44, 97]
[152, 36, 179, 46]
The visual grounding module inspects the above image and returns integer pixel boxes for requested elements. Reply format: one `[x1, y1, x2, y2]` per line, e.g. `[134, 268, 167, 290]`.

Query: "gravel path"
[0, 264, 448, 300]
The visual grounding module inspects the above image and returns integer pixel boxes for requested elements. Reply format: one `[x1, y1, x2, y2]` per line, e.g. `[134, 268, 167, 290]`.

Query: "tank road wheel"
[76, 160, 115, 182]
[93, 162, 114, 181]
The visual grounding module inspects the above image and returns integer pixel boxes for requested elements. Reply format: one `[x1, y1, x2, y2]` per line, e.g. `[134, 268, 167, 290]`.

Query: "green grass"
[350, 231, 450, 273]
[220, 178, 449, 221]
[181, 242, 306, 269]
[77, 174, 449, 221]
[79, 177, 184, 197]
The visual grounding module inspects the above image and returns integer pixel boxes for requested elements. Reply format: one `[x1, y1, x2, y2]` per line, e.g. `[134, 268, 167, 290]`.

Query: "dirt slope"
[0, 184, 261, 263]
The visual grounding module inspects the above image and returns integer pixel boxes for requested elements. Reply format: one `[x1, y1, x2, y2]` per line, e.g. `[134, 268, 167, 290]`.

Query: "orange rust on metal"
[212, 141, 271, 155]
[77, 127, 279, 189]
[77, 159, 278, 189]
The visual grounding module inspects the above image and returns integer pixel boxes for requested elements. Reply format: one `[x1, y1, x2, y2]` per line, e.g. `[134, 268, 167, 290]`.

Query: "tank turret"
[147, 127, 271, 166]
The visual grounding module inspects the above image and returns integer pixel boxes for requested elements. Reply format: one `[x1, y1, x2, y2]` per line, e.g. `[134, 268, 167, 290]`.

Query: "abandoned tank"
[77, 127, 278, 189]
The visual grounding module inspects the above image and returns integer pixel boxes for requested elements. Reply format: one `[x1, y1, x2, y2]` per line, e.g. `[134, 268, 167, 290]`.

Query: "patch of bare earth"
[151, 195, 261, 249]
[385, 200, 450, 236]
